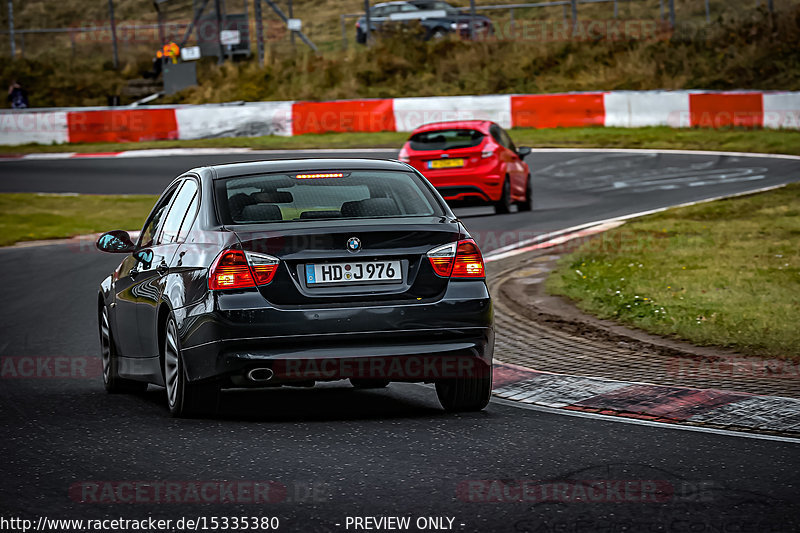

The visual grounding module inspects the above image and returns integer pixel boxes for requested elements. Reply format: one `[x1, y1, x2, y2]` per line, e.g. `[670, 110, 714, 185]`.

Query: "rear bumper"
[413, 166, 504, 203]
[176, 281, 493, 384]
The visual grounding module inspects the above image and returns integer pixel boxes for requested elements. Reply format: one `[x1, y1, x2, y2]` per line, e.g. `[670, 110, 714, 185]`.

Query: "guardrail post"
[108, 0, 120, 69]
[613, 0, 618, 19]
[509, 8, 514, 38]
[288, 0, 295, 49]
[668, 0, 676, 28]
[7, 0, 15, 58]
[469, 0, 477, 40]
[254, 0, 265, 64]
[705, 0, 710, 22]
[570, 0, 578, 35]
[340, 14, 347, 50]
[364, 0, 371, 46]
[214, 0, 225, 63]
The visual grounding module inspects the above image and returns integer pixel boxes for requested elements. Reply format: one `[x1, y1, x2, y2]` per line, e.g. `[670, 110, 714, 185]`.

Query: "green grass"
[3, 127, 800, 156]
[0, 193, 156, 246]
[546, 183, 800, 360]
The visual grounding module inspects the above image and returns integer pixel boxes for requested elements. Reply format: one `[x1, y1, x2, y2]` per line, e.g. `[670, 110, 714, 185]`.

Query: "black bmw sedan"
[96, 159, 494, 417]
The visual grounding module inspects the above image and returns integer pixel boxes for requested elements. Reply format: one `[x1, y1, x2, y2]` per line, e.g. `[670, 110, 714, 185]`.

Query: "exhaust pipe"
[247, 368, 274, 382]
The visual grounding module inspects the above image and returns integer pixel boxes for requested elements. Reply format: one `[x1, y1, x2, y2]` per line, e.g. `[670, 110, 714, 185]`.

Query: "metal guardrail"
[2, 0, 776, 59]
[335, 0, 757, 49]
[0, 23, 190, 59]
[339, 0, 623, 50]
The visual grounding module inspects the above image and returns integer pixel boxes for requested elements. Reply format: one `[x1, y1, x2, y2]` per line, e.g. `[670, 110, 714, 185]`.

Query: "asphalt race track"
[1, 150, 799, 532]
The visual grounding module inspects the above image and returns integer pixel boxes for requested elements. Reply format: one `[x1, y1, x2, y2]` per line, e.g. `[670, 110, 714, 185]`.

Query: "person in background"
[7, 80, 29, 109]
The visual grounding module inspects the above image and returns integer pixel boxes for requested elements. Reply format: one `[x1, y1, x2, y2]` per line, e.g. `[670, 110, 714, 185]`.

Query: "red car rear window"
[409, 129, 484, 151]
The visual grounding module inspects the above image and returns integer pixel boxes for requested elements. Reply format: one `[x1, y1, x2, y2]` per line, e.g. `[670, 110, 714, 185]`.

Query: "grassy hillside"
[1, 1, 798, 107]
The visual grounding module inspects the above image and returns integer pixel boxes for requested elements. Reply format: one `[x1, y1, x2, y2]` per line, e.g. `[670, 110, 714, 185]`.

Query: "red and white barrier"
[174, 102, 293, 139]
[1, 91, 798, 146]
[393, 95, 512, 130]
[0, 110, 69, 144]
[603, 91, 690, 128]
[292, 99, 394, 135]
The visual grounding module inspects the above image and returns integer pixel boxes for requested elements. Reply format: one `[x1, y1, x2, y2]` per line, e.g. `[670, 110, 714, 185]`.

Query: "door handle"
[157, 261, 169, 275]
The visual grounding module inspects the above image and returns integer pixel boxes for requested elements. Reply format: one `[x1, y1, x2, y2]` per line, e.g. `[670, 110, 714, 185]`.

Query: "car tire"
[494, 178, 512, 214]
[350, 378, 390, 389]
[435, 366, 492, 412]
[430, 28, 447, 40]
[163, 315, 220, 418]
[518, 174, 533, 212]
[356, 29, 367, 44]
[100, 306, 147, 394]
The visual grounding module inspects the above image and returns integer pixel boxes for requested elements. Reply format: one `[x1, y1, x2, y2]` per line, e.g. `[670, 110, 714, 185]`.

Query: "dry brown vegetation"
[1, 1, 798, 107]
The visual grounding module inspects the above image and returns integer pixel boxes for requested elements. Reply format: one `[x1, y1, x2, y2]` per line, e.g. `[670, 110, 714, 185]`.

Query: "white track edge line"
[528, 148, 800, 160]
[483, 183, 791, 261]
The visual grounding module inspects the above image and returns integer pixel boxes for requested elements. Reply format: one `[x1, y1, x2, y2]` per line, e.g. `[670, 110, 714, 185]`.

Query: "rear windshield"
[216, 170, 445, 224]
[408, 129, 484, 151]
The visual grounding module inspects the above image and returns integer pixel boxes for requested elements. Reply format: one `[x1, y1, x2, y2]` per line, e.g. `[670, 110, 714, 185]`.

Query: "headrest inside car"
[300, 210, 343, 219]
[238, 204, 283, 223]
[340, 198, 400, 218]
[252, 191, 294, 204]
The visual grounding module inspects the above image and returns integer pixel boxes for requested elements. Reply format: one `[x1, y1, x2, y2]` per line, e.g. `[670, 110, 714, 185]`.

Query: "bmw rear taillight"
[248, 251, 281, 285]
[427, 242, 456, 277]
[427, 239, 485, 279]
[209, 250, 279, 290]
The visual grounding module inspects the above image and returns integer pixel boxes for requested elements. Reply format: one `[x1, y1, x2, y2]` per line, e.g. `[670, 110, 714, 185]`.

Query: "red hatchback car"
[398, 120, 532, 214]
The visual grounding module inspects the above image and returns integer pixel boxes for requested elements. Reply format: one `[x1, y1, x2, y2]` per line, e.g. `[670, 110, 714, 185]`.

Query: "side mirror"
[96, 230, 136, 254]
[517, 146, 532, 157]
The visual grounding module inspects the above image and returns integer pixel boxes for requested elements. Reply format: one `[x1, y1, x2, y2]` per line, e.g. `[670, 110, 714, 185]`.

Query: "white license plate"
[305, 261, 402, 284]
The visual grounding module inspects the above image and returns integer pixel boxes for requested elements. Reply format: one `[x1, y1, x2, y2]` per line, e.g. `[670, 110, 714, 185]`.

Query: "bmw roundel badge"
[346, 237, 361, 253]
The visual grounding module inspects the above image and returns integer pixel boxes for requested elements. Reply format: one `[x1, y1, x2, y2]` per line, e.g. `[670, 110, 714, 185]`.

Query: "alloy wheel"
[164, 319, 180, 408]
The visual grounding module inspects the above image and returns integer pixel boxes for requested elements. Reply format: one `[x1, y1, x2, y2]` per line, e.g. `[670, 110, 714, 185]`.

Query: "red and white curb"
[492, 362, 800, 439]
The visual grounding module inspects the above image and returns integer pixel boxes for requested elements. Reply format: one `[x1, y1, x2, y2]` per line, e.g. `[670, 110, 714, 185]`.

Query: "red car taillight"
[208, 250, 279, 290]
[427, 242, 456, 277]
[452, 239, 485, 278]
[427, 239, 485, 279]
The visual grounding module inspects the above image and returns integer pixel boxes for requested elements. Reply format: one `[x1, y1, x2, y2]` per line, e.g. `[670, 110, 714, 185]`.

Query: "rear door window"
[490, 124, 518, 152]
[408, 129, 484, 151]
[138, 185, 179, 248]
[158, 179, 198, 245]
